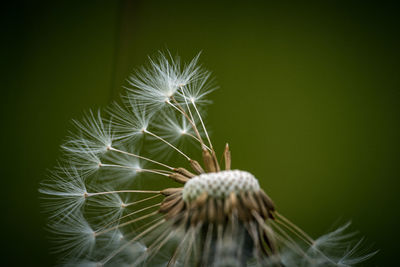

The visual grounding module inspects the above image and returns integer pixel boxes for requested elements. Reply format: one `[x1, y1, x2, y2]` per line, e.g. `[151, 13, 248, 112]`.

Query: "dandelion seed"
[86, 186, 128, 225]
[107, 100, 151, 145]
[176, 71, 216, 106]
[156, 112, 193, 142]
[126, 51, 207, 112]
[48, 212, 96, 259]
[63, 109, 113, 155]
[40, 51, 376, 266]
[40, 165, 88, 223]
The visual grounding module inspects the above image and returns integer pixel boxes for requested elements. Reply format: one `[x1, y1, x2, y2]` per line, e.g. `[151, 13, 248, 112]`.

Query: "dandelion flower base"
[182, 170, 260, 201]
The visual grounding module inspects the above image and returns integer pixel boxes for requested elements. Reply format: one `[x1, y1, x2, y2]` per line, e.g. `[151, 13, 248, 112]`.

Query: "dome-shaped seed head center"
[182, 170, 260, 202]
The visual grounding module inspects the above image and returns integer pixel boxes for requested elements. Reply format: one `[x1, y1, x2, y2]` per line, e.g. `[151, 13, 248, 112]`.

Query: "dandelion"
[41, 51, 377, 266]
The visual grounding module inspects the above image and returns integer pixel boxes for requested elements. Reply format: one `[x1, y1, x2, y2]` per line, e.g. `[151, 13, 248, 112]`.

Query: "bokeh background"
[3, 1, 399, 266]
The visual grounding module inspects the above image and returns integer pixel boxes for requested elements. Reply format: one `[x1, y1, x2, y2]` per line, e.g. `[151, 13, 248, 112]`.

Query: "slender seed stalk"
[275, 212, 315, 244]
[191, 99, 214, 150]
[95, 205, 161, 236]
[178, 85, 213, 150]
[275, 220, 313, 246]
[101, 219, 165, 265]
[169, 97, 206, 149]
[86, 190, 161, 197]
[124, 194, 162, 207]
[179, 86, 197, 134]
[108, 146, 175, 170]
[99, 163, 172, 177]
[136, 168, 173, 177]
[185, 132, 211, 151]
[144, 129, 191, 161]
[100, 206, 160, 231]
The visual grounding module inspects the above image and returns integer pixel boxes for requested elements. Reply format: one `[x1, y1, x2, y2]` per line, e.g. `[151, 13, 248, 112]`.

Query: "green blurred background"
[3, 1, 399, 266]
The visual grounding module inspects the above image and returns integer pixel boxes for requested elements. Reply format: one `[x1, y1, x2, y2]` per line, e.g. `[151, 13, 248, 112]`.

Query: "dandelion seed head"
[40, 50, 376, 266]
